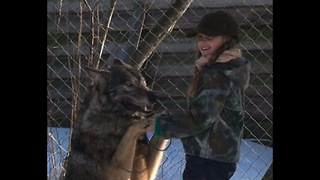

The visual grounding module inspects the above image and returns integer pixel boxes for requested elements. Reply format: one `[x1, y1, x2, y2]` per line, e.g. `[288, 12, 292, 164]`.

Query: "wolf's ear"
[85, 66, 110, 84]
[113, 59, 124, 66]
[113, 59, 132, 68]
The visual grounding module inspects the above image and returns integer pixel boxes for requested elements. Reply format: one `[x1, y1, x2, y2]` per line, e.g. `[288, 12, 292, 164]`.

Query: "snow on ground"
[47, 127, 272, 180]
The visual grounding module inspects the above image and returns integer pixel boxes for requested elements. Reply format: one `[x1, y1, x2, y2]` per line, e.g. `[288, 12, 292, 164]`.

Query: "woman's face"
[196, 34, 227, 57]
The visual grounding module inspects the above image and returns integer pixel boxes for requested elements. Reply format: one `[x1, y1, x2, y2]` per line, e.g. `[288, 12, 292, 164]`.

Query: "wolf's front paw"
[129, 119, 149, 135]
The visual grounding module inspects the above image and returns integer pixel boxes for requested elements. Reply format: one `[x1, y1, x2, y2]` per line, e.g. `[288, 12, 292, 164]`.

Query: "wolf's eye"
[125, 82, 134, 87]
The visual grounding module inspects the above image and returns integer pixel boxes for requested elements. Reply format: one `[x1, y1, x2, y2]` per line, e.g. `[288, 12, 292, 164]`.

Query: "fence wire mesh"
[47, 0, 273, 179]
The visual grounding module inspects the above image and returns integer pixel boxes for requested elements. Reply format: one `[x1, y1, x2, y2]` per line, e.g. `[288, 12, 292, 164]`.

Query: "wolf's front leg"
[107, 119, 148, 179]
[146, 136, 169, 180]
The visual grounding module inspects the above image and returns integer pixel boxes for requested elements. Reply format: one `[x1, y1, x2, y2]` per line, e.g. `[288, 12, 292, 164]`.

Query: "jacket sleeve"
[154, 71, 231, 139]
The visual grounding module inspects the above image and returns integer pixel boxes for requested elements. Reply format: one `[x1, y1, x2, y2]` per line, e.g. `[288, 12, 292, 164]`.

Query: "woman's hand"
[145, 111, 170, 133]
[195, 55, 211, 70]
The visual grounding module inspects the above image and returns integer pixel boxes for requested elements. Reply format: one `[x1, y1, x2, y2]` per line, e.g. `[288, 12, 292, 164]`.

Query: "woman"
[146, 11, 250, 180]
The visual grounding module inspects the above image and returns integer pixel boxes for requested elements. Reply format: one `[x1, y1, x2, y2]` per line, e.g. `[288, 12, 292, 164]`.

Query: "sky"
[47, 127, 272, 180]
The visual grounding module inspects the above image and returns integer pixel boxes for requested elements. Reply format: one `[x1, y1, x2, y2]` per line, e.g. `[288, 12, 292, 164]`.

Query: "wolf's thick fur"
[63, 60, 167, 180]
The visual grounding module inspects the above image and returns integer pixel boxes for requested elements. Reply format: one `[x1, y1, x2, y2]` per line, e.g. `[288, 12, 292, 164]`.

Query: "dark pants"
[182, 154, 236, 180]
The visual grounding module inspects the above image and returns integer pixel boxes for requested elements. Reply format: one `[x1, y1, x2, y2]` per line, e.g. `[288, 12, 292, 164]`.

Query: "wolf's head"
[84, 59, 158, 118]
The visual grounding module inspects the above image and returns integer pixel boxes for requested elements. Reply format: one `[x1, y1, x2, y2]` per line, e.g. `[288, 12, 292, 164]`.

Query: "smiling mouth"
[122, 99, 153, 113]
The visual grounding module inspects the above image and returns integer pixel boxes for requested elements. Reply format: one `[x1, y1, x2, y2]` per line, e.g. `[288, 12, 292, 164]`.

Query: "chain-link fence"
[47, 0, 273, 179]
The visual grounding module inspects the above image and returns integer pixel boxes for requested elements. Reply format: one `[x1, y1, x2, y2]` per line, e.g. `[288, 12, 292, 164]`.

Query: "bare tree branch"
[130, 0, 194, 69]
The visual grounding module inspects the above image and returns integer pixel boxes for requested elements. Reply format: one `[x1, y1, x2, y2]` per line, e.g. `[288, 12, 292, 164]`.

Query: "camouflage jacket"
[154, 57, 250, 163]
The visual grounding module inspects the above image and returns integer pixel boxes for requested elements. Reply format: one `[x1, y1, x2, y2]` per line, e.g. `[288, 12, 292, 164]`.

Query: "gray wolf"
[63, 59, 167, 180]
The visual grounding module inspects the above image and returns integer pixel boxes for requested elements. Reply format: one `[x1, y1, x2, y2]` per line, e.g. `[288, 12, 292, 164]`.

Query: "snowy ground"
[47, 127, 272, 180]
